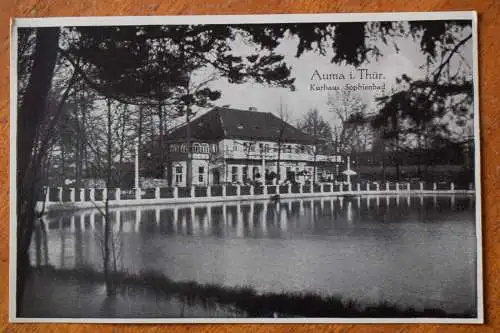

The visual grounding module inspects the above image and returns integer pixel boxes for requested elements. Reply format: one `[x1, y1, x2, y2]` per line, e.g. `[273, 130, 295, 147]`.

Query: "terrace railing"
[41, 181, 474, 204]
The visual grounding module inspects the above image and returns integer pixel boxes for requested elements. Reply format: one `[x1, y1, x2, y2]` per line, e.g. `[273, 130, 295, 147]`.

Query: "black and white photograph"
[10, 12, 482, 323]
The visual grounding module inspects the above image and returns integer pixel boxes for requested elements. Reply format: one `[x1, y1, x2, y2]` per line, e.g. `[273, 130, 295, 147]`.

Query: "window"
[259, 143, 263, 152]
[253, 167, 259, 179]
[232, 166, 238, 182]
[175, 166, 183, 183]
[193, 143, 200, 153]
[198, 166, 205, 183]
[249, 143, 255, 152]
[233, 144, 238, 151]
[242, 167, 248, 181]
[264, 144, 270, 153]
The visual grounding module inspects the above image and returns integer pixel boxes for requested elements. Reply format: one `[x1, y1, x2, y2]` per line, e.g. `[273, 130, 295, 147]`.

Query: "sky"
[204, 32, 427, 126]
[196, 26, 473, 131]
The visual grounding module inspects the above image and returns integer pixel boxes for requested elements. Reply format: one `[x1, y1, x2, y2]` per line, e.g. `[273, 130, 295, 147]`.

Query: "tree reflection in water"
[28, 194, 477, 317]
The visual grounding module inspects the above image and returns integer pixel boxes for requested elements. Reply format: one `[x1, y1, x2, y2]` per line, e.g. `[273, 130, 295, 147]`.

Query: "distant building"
[162, 106, 343, 186]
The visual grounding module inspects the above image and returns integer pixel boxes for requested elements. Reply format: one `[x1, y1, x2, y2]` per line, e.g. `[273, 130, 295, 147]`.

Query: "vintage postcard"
[10, 11, 482, 323]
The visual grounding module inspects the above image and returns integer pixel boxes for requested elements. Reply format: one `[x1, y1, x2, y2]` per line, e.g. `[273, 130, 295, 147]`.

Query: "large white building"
[164, 106, 343, 187]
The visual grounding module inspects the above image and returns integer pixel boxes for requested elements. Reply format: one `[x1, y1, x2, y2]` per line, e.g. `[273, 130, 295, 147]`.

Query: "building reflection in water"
[33, 194, 476, 269]
[29, 193, 478, 315]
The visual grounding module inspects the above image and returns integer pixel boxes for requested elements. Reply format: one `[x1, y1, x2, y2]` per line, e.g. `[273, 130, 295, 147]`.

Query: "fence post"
[419, 182, 424, 192]
[356, 183, 361, 192]
[386, 182, 390, 192]
[395, 182, 400, 193]
[222, 185, 227, 197]
[366, 182, 370, 192]
[155, 187, 160, 199]
[45, 186, 50, 203]
[58, 187, 62, 202]
[407, 183, 411, 192]
[249, 185, 254, 196]
[70, 188, 75, 202]
[376, 182, 380, 192]
[237, 185, 241, 196]
[90, 188, 95, 201]
[348, 183, 352, 192]
[433, 182, 437, 191]
[288, 183, 292, 195]
[190, 186, 195, 197]
[450, 182, 455, 192]
[103, 188, 108, 201]
[276, 184, 280, 195]
[80, 188, 85, 202]
[173, 187, 178, 198]
[116, 188, 121, 201]
[299, 184, 303, 194]
[135, 187, 140, 200]
[263, 185, 267, 195]
[207, 186, 212, 197]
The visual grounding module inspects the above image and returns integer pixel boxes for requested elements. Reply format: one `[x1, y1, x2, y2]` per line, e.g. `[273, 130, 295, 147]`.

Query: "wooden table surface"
[1, 0, 499, 332]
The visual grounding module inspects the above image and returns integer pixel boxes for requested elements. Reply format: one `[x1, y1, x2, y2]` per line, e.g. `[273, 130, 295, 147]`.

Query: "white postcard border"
[9, 10, 483, 324]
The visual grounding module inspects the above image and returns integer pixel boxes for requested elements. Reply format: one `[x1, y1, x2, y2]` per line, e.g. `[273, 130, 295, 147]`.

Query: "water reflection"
[31, 194, 477, 314]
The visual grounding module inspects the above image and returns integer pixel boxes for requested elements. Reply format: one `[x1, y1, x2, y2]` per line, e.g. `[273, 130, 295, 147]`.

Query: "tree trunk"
[245, 148, 250, 184]
[60, 140, 66, 185]
[104, 99, 113, 296]
[158, 103, 164, 178]
[186, 106, 193, 188]
[313, 146, 317, 184]
[276, 143, 281, 185]
[16, 27, 60, 316]
[118, 107, 126, 186]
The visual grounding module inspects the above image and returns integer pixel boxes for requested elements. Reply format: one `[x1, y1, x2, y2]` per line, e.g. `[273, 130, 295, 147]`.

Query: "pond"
[25, 194, 477, 318]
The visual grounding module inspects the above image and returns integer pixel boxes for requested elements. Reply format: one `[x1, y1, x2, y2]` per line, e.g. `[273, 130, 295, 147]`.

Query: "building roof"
[167, 106, 317, 145]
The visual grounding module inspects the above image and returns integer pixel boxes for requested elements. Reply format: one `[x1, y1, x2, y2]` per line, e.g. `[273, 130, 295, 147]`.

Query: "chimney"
[248, 106, 258, 111]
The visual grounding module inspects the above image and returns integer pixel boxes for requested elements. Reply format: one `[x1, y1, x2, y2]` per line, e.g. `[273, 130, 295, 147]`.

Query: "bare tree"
[205, 142, 223, 186]
[296, 108, 333, 183]
[327, 90, 368, 154]
[233, 140, 258, 184]
[273, 101, 290, 185]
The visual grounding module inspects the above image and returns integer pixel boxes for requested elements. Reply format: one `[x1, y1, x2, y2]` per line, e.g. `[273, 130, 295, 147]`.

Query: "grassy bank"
[30, 265, 475, 318]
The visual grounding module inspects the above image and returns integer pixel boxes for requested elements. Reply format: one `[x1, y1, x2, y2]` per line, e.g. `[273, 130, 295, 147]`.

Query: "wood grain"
[1, 0, 498, 332]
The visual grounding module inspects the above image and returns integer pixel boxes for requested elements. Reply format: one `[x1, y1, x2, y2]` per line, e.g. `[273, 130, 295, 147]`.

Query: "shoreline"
[21, 266, 476, 319]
